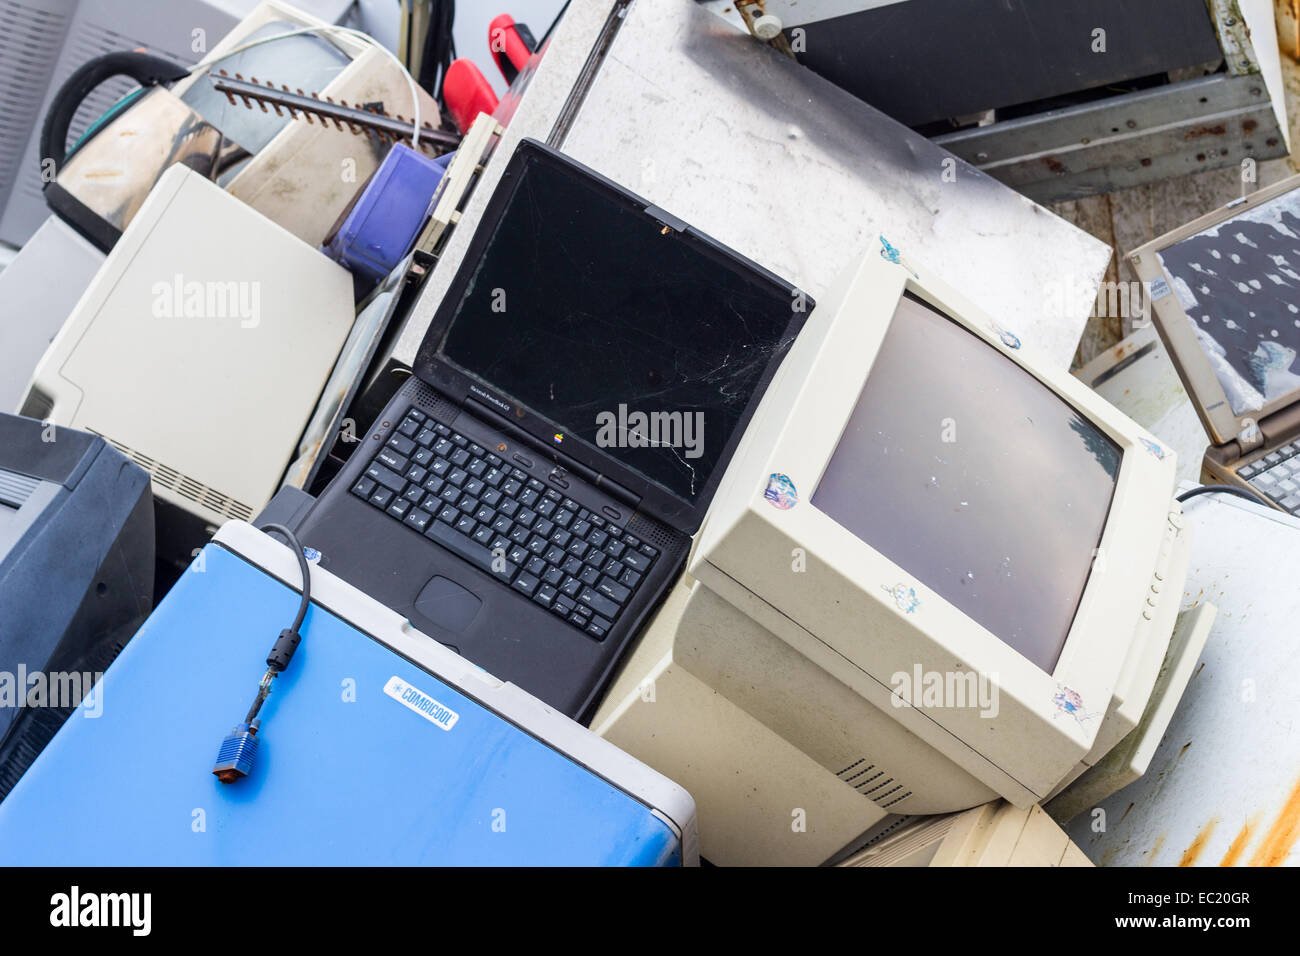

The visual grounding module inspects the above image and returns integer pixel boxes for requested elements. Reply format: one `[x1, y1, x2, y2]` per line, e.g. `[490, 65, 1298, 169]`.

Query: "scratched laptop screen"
[1157, 188, 1300, 416]
[812, 294, 1121, 673]
[435, 151, 802, 506]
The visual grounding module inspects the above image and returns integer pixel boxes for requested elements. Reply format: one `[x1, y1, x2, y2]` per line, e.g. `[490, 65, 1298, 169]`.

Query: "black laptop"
[294, 139, 810, 720]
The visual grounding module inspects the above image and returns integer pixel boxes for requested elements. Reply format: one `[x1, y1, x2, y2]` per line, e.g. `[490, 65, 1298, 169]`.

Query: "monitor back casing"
[0, 415, 153, 798]
[692, 240, 1188, 809]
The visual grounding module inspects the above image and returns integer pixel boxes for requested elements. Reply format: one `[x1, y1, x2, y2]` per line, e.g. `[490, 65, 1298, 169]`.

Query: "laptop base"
[289, 377, 688, 721]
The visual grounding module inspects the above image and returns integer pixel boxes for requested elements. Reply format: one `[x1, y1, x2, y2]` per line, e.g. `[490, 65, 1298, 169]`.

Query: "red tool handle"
[442, 58, 500, 135]
[488, 14, 537, 85]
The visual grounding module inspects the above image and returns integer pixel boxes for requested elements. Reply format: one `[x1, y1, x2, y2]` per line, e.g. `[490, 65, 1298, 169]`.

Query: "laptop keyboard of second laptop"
[1239, 442, 1300, 513]
[349, 405, 660, 642]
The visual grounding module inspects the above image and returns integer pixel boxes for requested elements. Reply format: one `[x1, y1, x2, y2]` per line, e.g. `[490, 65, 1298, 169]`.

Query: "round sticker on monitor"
[993, 326, 1022, 349]
[1052, 685, 1099, 725]
[883, 583, 920, 614]
[764, 473, 798, 510]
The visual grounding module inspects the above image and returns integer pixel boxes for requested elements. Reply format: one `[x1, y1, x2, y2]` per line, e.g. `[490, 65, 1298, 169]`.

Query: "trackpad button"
[414, 575, 482, 634]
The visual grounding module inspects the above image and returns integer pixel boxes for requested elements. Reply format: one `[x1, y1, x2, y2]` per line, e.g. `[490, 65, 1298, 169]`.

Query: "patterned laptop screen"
[1157, 189, 1300, 416]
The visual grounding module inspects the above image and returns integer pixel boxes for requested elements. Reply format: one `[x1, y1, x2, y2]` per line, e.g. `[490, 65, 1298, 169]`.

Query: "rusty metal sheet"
[1066, 491, 1300, 866]
[937, 73, 1289, 202]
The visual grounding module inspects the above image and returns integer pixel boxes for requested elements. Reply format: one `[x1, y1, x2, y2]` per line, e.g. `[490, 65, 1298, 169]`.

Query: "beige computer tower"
[21, 164, 353, 526]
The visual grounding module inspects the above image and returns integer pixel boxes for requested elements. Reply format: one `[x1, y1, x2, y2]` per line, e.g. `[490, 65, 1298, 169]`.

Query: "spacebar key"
[426, 520, 517, 582]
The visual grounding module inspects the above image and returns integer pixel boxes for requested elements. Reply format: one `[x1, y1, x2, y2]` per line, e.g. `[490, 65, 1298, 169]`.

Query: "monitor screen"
[435, 154, 800, 505]
[811, 294, 1121, 672]
[1157, 188, 1300, 415]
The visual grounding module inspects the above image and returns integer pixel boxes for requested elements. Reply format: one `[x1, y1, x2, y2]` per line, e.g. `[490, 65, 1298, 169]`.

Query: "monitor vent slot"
[837, 758, 913, 810]
[0, 468, 41, 508]
[0, 0, 69, 206]
[89, 431, 253, 522]
[861, 815, 915, 847]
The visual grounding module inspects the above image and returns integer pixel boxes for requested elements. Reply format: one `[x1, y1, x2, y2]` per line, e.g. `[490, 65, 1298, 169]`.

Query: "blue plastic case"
[324, 144, 451, 283]
[0, 522, 696, 865]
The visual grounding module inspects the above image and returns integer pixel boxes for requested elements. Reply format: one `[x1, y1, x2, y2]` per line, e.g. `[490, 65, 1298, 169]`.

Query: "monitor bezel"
[1129, 171, 1300, 447]
[694, 240, 1177, 799]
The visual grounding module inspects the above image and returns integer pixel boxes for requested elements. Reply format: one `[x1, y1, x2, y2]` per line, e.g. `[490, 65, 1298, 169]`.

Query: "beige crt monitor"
[20, 164, 354, 526]
[593, 238, 1194, 866]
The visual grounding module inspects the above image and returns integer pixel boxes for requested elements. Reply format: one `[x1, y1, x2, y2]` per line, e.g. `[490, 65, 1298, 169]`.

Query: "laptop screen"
[433, 149, 802, 506]
[1157, 188, 1300, 416]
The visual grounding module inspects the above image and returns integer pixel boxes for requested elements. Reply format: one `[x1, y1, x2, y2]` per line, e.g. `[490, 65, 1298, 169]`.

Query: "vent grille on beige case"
[837, 758, 913, 809]
[91, 431, 253, 522]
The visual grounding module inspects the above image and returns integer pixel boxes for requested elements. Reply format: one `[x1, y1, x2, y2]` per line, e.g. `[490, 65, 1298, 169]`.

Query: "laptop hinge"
[1236, 419, 1265, 453]
[462, 398, 641, 510]
[1257, 401, 1300, 449]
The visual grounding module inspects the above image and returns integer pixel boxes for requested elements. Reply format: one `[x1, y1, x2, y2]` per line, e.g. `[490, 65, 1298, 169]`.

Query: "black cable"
[213, 522, 314, 781]
[1175, 483, 1271, 507]
[245, 522, 312, 725]
[241, 524, 311, 725]
[258, 522, 311, 634]
[419, 0, 457, 106]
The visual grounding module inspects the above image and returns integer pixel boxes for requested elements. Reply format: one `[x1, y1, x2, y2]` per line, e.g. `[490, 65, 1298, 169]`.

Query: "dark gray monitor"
[0, 414, 154, 798]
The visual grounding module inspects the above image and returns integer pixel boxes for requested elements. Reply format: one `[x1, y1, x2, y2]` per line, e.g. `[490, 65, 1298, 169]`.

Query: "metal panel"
[936, 73, 1289, 202]
[1066, 492, 1300, 866]
[775, 0, 1223, 128]
[395, 0, 1110, 372]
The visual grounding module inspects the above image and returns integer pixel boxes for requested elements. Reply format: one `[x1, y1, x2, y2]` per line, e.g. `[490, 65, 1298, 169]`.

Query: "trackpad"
[414, 575, 483, 634]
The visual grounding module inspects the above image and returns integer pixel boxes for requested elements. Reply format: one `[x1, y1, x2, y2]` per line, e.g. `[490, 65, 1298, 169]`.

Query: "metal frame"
[936, 71, 1288, 203]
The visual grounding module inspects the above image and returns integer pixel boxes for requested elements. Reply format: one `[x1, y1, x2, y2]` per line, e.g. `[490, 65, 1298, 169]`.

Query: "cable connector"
[266, 628, 301, 672]
[212, 722, 259, 784]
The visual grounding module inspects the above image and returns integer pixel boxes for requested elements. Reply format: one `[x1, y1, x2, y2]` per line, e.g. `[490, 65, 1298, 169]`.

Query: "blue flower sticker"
[880, 236, 904, 265]
[878, 235, 919, 277]
[764, 473, 798, 510]
[883, 583, 920, 614]
[1052, 685, 1100, 724]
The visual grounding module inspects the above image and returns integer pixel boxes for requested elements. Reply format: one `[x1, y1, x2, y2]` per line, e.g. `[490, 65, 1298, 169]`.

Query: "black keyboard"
[350, 405, 658, 641]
